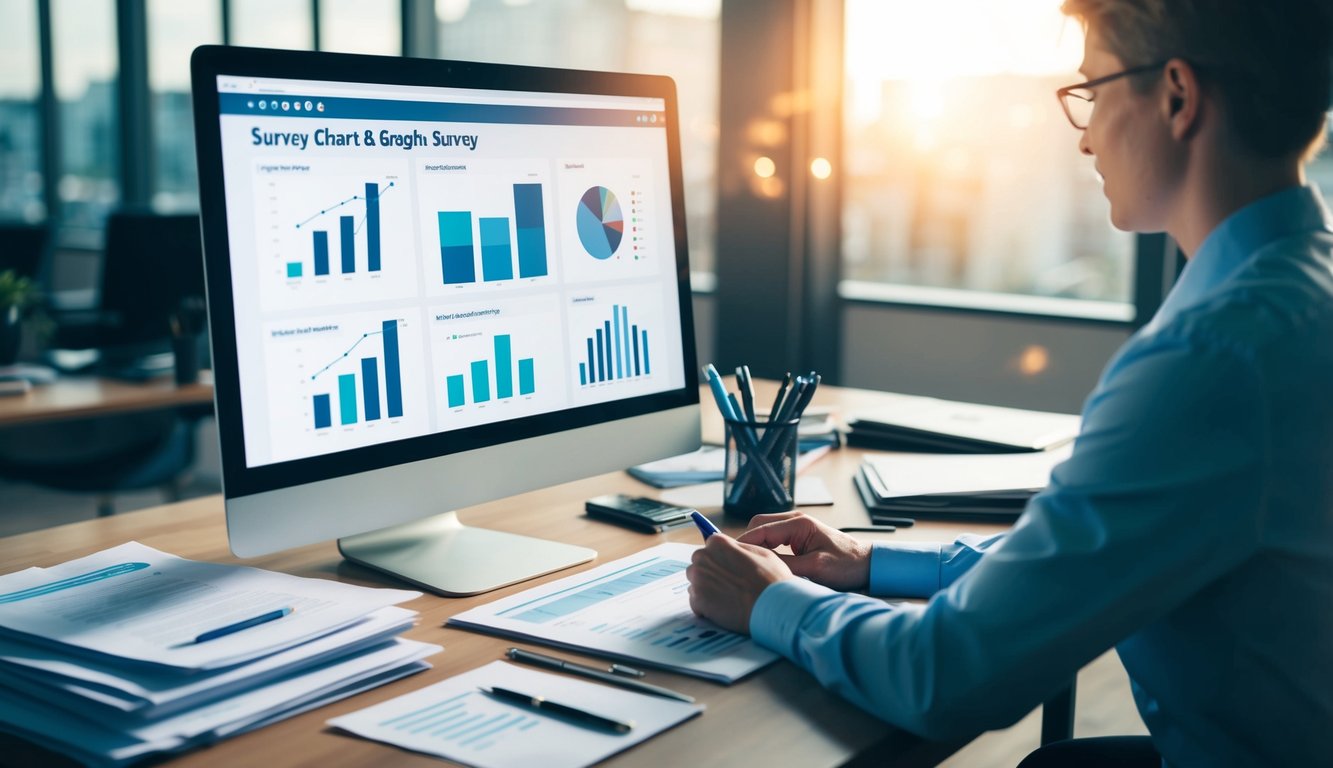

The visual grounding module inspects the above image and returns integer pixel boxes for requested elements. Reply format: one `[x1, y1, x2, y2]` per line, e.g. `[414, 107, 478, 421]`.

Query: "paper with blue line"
[447, 543, 778, 683]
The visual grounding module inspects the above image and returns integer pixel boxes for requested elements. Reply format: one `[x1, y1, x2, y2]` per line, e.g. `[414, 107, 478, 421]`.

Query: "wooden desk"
[0, 383, 1007, 767]
[0, 372, 213, 428]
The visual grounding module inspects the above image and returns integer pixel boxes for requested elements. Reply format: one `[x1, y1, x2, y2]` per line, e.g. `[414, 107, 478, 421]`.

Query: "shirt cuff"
[867, 541, 944, 598]
[750, 578, 836, 658]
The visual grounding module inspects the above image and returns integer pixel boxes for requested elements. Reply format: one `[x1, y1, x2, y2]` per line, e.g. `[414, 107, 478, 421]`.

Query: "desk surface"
[0, 382, 1006, 767]
[0, 372, 213, 427]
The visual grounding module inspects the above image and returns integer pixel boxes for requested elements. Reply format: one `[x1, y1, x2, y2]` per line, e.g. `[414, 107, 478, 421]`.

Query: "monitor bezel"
[191, 45, 700, 500]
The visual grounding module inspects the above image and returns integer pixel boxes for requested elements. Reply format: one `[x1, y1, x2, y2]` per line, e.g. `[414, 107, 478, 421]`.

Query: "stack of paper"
[846, 393, 1080, 453]
[856, 445, 1072, 522]
[0, 542, 438, 766]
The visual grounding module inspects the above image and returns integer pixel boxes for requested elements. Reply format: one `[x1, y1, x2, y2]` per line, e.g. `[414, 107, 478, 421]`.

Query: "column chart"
[417, 160, 556, 295]
[260, 312, 429, 463]
[428, 295, 564, 431]
[251, 159, 416, 312]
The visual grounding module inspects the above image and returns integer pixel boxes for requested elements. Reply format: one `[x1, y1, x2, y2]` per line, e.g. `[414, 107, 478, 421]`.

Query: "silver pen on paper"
[505, 647, 695, 703]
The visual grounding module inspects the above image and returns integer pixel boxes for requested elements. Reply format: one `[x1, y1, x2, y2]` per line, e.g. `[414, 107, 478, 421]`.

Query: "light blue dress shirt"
[750, 185, 1333, 766]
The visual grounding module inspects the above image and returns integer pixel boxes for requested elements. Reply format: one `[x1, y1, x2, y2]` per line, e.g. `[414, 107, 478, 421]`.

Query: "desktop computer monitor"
[190, 46, 700, 595]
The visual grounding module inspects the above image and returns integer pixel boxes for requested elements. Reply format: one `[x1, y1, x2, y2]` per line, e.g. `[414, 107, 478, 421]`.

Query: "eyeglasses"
[1056, 61, 1168, 129]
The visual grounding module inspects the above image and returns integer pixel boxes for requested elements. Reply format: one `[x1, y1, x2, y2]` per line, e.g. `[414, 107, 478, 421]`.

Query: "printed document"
[448, 543, 778, 683]
[329, 660, 701, 768]
[0, 542, 419, 670]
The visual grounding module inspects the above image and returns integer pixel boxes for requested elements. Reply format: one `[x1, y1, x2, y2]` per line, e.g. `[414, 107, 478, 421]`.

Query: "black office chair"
[0, 210, 210, 516]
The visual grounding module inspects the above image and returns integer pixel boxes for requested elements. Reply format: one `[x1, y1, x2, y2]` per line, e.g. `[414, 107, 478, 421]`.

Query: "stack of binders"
[855, 445, 1073, 523]
[0, 542, 438, 766]
[845, 394, 1080, 453]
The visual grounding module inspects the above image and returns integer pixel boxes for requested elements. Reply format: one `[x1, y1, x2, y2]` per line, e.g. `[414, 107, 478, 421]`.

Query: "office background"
[2, 2, 1330, 763]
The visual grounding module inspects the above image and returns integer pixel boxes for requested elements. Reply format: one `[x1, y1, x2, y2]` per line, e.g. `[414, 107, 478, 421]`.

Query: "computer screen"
[192, 47, 700, 594]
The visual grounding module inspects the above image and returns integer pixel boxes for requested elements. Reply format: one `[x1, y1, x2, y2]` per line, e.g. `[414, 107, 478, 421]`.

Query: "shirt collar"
[1151, 184, 1333, 327]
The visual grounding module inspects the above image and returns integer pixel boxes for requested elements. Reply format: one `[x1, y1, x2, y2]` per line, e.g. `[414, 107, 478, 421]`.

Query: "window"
[436, 0, 720, 277]
[230, 0, 314, 49]
[0, 1, 43, 221]
[841, 0, 1135, 319]
[148, 0, 221, 212]
[319, 0, 400, 55]
[1307, 119, 1333, 207]
[52, 0, 119, 244]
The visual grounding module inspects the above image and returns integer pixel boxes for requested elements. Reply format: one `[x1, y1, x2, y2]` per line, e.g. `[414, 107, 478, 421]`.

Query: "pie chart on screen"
[576, 186, 624, 260]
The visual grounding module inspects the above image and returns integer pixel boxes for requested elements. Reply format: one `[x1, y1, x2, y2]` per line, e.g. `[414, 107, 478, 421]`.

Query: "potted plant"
[0, 269, 40, 366]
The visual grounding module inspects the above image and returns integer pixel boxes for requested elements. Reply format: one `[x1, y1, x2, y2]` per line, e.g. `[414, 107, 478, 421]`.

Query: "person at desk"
[686, 1, 1333, 765]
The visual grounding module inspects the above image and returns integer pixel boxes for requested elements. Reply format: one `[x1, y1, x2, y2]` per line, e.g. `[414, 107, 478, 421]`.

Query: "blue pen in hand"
[690, 510, 721, 540]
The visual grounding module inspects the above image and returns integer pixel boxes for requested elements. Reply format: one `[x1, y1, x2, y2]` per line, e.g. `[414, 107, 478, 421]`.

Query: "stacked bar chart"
[437, 183, 549, 285]
[311, 319, 405, 429]
[290, 181, 392, 280]
[578, 303, 650, 387]
[444, 333, 536, 408]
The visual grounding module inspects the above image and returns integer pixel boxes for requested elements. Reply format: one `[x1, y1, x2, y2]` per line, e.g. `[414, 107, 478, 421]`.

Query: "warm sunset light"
[754, 156, 777, 178]
[810, 157, 832, 179]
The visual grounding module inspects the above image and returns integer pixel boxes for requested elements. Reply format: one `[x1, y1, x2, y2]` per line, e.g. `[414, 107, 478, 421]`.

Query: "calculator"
[584, 494, 697, 533]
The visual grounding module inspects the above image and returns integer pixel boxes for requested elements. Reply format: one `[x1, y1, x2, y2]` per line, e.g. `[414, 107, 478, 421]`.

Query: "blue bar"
[513, 183, 548, 278]
[471, 360, 490, 403]
[286, 262, 302, 278]
[446, 374, 465, 407]
[595, 328, 605, 382]
[494, 334, 513, 399]
[519, 358, 534, 395]
[586, 338, 595, 386]
[604, 320, 613, 379]
[612, 305, 622, 380]
[632, 324, 640, 376]
[361, 357, 380, 421]
[313, 394, 331, 429]
[621, 306, 630, 380]
[479, 217, 513, 281]
[579, 362, 587, 386]
[338, 373, 357, 425]
[365, 183, 381, 271]
[439, 211, 476, 284]
[313, 231, 329, 275]
[643, 329, 650, 374]
[340, 215, 355, 273]
[383, 320, 403, 418]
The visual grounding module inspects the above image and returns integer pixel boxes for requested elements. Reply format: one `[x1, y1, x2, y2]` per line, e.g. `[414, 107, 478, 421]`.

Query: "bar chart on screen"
[416, 159, 557, 295]
[565, 286, 670, 403]
[427, 295, 567, 430]
[261, 312, 430, 462]
[251, 159, 417, 312]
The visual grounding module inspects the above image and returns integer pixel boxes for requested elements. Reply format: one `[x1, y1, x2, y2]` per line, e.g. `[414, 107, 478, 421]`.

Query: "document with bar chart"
[427, 295, 565, 430]
[328, 661, 701, 768]
[251, 159, 418, 312]
[448, 544, 779, 683]
[416, 159, 557, 295]
[259, 312, 430, 463]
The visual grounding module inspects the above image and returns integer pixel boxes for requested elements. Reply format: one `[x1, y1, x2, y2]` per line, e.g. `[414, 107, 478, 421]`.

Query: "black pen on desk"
[193, 607, 292, 644]
[506, 647, 695, 702]
[480, 686, 634, 733]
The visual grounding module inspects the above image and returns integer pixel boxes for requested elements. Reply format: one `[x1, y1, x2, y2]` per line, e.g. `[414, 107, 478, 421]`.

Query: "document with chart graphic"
[329, 661, 701, 768]
[447, 544, 778, 683]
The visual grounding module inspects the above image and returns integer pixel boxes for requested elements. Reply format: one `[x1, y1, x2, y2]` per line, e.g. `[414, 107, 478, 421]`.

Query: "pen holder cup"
[723, 417, 799, 519]
[172, 334, 201, 385]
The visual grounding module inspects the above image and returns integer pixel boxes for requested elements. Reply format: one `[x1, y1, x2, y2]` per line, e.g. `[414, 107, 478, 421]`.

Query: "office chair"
[0, 210, 209, 516]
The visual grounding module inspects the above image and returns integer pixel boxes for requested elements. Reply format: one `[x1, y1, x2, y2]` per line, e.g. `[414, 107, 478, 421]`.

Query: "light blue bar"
[494, 335, 513, 398]
[613, 304, 622, 379]
[286, 262, 302, 278]
[621, 306, 630, 379]
[643, 329, 650, 374]
[447, 374, 465, 407]
[518, 358, 534, 395]
[471, 360, 490, 403]
[338, 373, 357, 425]
[579, 362, 587, 386]
[479, 217, 514, 281]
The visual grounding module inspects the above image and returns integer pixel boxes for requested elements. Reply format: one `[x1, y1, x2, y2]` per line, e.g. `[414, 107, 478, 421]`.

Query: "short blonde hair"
[1062, 0, 1332, 160]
